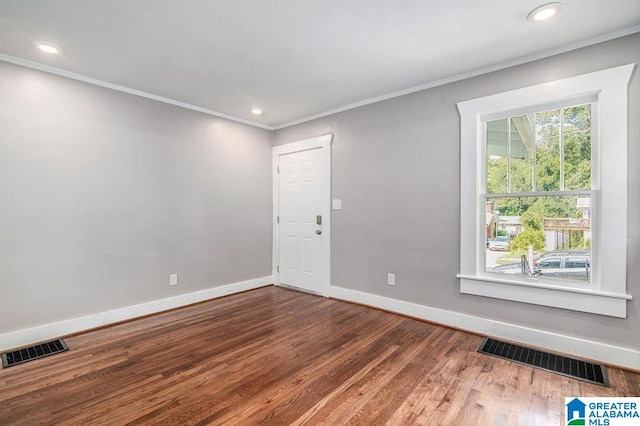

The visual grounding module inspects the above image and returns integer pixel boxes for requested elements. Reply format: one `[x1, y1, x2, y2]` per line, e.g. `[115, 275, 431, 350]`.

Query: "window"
[538, 259, 561, 269]
[565, 259, 587, 269]
[457, 65, 634, 318]
[484, 103, 593, 285]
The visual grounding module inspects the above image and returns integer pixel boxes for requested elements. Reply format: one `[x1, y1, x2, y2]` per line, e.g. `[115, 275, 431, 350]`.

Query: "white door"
[273, 134, 332, 296]
[278, 148, 323, 293]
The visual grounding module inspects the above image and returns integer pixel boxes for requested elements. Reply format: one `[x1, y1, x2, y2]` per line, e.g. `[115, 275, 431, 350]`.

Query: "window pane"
[486, 118, 508, 193]
[485, 195, 591, 283]
[509, 114, 533, 192]
[562, 104, 591, 190]
[535, 109, 561, 191]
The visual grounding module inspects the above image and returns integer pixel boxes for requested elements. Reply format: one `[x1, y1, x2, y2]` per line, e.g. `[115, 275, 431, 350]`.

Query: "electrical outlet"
[387, 273, 395, 286]
[169, 274, 178, 286]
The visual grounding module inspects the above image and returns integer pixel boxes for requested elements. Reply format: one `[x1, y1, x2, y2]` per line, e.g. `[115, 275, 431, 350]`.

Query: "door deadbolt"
[316, 230, 322, 235]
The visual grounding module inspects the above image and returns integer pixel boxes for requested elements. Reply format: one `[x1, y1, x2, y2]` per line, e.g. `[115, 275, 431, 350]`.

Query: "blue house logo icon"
[566, 398, 587, 425]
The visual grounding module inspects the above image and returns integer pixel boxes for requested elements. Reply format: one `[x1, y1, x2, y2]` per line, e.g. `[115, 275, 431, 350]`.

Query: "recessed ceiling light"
[251, 108, 263, 115]
[33, 42, 63, 55]
[527, 2, 562, 22]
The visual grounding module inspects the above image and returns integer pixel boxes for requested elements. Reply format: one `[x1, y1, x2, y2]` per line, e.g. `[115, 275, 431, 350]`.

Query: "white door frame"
[272, 134, 332, 297]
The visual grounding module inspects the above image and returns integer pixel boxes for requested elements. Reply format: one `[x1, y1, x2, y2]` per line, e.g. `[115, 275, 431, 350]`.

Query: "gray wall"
[274, 34, 640, 351]
[0, 62, 273, 333]
[2, 34, 638, 353]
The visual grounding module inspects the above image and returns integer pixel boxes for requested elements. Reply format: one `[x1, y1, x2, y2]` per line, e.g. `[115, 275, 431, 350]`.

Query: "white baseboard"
[330, 285, 640, 371]
[0, 276, 273, 352]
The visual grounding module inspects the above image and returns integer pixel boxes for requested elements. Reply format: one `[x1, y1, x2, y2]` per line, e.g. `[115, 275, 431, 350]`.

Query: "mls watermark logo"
[565, 397, 640, 425]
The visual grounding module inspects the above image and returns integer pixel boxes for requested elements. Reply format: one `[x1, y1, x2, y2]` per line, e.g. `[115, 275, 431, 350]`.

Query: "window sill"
[457, 274, 632, 318]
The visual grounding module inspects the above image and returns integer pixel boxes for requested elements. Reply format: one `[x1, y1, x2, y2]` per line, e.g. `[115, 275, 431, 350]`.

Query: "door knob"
[316, 230, 322, 235]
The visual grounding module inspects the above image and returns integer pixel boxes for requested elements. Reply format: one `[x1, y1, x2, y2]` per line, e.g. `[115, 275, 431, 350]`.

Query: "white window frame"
[457, 64, 634, 318]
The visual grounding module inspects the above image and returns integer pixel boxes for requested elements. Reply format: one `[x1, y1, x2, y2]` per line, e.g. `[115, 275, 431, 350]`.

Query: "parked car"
[534, 253, 590, 281]
[533, 249, 590, 266]
[488, 236, 510, 251]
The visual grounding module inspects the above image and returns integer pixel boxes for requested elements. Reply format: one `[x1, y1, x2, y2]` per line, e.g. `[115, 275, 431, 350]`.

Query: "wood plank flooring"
[0, 286, 638, 425]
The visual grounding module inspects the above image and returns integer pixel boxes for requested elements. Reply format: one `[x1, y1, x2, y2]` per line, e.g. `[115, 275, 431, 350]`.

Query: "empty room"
[0, 1, 639, 424]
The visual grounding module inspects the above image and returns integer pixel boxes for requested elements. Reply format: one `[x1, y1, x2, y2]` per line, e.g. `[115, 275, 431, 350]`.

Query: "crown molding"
[0, 54, 274, 131]
[274, 25, 640, 129]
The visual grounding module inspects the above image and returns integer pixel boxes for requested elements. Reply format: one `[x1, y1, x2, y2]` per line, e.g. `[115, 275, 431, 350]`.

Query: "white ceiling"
[0, 1, 638, 129]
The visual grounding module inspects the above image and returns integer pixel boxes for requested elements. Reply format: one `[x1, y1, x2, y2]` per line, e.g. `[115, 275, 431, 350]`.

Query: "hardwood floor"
[0, 286, 638, 425]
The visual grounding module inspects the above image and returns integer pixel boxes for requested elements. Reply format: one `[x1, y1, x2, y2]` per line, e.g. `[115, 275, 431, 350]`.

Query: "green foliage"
[521, 207, 542, 231]
[486, 105, 592, 245]
[535, 109, 562, 191]
[495, 196, 583, 233]
[486, 104, 591, 196]
[510, 228, 545, 252]
[494, 197, 533, 216]
[486, 157, 507, 194]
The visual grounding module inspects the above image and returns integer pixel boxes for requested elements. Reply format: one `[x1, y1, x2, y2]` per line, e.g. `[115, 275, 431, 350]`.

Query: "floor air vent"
[2, 339, 69, 368]
[478, 338, 609, 386]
